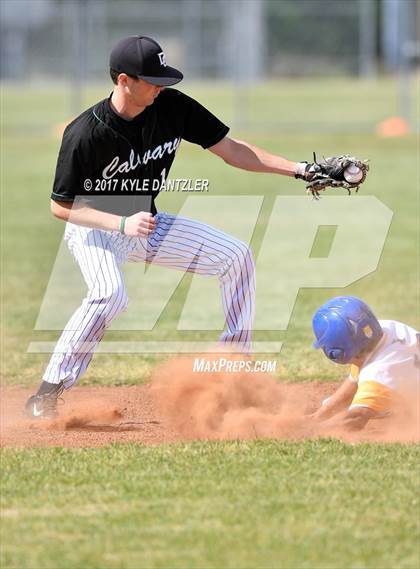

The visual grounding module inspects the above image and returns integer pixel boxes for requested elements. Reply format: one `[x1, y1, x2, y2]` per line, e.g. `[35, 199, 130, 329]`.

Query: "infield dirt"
[1, 358, 418, 447]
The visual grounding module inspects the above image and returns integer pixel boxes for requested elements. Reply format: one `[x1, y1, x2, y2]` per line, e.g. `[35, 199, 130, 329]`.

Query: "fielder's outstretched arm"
[209, 136, 305, 177]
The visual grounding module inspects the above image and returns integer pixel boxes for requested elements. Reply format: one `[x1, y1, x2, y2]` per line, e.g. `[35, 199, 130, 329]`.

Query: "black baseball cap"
[109, 35, 183, 86]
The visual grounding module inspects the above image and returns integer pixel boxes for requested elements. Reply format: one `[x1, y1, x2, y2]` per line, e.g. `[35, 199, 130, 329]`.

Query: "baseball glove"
[296, 153, 369, 199]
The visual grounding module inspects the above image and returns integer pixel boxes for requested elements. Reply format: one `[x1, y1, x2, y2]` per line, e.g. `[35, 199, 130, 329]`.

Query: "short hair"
[110, 68, 138, 85]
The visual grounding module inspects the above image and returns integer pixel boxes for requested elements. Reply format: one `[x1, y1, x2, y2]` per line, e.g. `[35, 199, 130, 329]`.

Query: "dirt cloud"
[151, 354, 313, 440]
[32, 399, 123, 431]
[151, 355, 420, 443]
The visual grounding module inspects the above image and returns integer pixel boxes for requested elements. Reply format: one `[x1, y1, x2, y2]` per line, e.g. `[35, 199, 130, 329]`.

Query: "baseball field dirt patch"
[2, 378, 418, 447]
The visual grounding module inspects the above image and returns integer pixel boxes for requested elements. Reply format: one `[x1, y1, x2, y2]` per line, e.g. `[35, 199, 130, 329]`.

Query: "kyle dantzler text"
[85, 178, 209, 193]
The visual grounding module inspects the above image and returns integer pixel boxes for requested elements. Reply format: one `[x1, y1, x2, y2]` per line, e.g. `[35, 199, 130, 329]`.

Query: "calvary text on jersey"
[102, 139, 181, 179]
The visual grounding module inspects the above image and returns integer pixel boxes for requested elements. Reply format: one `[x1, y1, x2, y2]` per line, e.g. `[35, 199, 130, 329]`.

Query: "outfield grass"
[1, 441, 419, 569]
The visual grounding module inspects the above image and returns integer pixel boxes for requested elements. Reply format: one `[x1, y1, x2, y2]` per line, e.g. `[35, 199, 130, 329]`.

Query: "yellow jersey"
[349, 320, 419, 413]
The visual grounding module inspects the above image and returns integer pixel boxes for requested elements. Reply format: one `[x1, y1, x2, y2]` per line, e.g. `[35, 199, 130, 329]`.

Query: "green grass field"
[1, 79, 419, 568]
[2, 442, 420, 569]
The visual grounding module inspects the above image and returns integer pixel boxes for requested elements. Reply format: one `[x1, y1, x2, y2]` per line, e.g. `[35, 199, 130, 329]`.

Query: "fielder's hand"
[295, 153, 369, 199]
[124, 212, 156, 237]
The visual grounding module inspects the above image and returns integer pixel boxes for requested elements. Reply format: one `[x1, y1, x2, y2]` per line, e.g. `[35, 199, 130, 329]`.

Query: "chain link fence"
[1, 0, 419, 130]
[0, 0, 383, 80]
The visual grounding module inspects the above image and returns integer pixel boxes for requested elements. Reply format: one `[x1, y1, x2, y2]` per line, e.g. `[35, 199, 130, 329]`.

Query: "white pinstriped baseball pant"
[43, 212, 255, 388]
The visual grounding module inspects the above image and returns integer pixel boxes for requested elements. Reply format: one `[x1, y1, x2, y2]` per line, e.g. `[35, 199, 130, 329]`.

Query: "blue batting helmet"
[312, 296, 383, 364]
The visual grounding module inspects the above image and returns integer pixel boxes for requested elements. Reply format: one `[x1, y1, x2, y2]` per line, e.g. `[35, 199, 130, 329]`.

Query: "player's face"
[126, 77, 164, 108]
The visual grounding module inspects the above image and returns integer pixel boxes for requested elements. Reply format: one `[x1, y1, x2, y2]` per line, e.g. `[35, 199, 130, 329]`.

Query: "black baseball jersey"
[51, 89, 229, 216]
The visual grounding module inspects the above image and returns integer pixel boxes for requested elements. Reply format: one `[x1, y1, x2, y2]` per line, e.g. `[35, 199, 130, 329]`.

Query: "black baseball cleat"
[24, 382, 65, 419]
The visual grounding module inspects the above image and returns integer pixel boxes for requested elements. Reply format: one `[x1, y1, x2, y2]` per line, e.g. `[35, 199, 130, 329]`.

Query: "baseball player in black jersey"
[25, 35, 310, 418]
